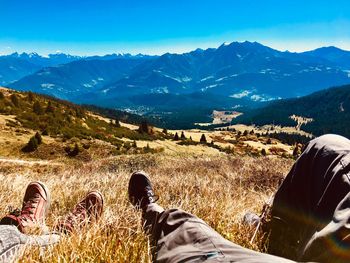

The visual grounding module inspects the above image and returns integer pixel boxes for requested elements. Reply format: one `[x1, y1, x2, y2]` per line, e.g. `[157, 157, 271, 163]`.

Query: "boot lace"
[145, 186, 159, 203]
[20, 194, 40, 221]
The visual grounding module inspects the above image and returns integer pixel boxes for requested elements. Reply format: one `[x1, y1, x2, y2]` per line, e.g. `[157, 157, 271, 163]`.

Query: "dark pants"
[144, 204, 294, 263]
[144, 134, 350, 263]
[269, 134, 350, 262]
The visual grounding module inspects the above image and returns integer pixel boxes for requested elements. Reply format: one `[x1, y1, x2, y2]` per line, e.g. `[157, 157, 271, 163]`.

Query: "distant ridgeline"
[233, 84, 350, 138]
[6, 42, 350, 127]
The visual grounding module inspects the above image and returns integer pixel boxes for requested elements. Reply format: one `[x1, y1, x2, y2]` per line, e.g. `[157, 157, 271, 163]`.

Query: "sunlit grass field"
[0, 153, 293, 262]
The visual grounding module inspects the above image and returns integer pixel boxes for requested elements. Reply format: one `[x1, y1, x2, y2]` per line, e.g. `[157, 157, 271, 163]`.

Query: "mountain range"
[2, 41, 350, 127]
[0, 52, 153, 87]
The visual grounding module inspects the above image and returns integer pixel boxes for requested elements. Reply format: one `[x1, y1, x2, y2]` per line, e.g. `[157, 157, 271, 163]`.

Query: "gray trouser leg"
[144, 204, 295, 263]
[269, 134, 350, 262]
[0, 225, 60, 262]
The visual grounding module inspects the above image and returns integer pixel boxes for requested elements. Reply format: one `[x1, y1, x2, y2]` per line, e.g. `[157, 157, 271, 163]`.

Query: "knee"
[313, 134, 348, 143]
[307, 134, 350, 151]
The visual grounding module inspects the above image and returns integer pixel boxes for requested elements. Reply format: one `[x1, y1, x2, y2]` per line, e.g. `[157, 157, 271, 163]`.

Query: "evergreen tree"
[162, 128, 168, 134]
[180, 131, 186, 140]
[27, 92, 34, 102]
[34, 132, 42, 144]
[23, 136, 38, 152]
[243, 130, 248, 136]
[115, 118, 121, 128]
[75, 108, 85, 118]
[174, 132, 179, 140]
[261, 148, 267, 156]
[46, 101, 54, 113]
[138, 121, 150, 134]
[143, 143, 152, 153]
[33, 101, 43, 115]
[10, 94, 19, 107]
[200, 134, 207, 143]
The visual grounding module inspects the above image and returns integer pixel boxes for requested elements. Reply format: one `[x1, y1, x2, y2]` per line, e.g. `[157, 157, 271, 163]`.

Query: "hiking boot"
[0, 181, 50, 233]
[56, 191, 103, 233]
[128, 171, 158, 210]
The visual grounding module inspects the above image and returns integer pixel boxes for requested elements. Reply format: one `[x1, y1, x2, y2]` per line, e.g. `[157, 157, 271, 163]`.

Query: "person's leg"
[268, 134, 350, 261]
[0, 181, 57, 262]
[129, 171, 296, 263]
[55, 191, 104, 233]
[0, 182, 103, 261]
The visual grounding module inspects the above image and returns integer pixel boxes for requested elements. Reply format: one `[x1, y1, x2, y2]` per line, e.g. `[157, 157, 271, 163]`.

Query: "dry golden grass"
[0, 153, 294, 262]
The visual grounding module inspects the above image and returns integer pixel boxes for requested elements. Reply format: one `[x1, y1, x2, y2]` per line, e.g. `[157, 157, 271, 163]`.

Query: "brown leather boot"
[0, 181, 50, 233]
[56, 191, 104, 233]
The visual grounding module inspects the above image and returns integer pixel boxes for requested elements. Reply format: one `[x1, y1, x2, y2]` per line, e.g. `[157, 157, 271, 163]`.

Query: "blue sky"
[0, 0, 350, 55]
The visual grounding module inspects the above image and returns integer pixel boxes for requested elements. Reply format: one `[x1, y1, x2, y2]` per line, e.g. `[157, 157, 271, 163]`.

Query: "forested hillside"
[234, 84, 350, 137]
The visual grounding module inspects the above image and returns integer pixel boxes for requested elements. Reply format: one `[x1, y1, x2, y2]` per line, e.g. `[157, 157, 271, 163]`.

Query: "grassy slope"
[0, 87, 171, 159]
[0, 153, 294, 262]
[0, 87, 303, 261]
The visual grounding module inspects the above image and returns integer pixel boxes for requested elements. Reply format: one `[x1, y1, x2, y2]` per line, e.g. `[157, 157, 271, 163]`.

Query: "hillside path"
[0, 158, 61, 166]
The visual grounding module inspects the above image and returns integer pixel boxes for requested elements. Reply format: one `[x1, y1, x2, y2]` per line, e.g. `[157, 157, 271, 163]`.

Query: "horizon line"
[1, 40, 349, 57]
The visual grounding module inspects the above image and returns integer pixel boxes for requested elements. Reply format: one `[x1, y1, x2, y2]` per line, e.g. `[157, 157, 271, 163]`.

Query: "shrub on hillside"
[33, 101, 43, 115]
[82, 143, 91, 150]
[269, 146, 287, 156]
[75, 108, 85, 118]
[10, 94, 19, 107]
[70, 143, 80, 157]
[27, 92, 34, 102]
[114, 119, 121, 128]
[65, 143, 81, 157]
[200, 134, 207, 143]
[46, 101, 55, 113]
[138, 121, 152, 134]
[0, 91, 4, 100]
[34, 132, 43, 144]
[42, 128, 49, 136]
